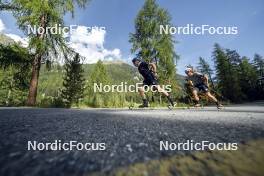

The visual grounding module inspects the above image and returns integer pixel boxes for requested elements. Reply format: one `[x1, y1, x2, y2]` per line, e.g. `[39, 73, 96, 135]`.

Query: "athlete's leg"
[153, 85, 174, 106]
[205, 91, 223, 108]
[191, 89, 200, 106]
[192, 89, 199, 102]
[138, 87, 146, 99]
[138, 86, 148, 107]
[205, 92, 217, 103]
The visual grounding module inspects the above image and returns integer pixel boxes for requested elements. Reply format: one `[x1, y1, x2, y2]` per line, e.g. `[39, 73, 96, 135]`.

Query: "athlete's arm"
[188, 80, 194, 87]
[149, 63, 157, 73]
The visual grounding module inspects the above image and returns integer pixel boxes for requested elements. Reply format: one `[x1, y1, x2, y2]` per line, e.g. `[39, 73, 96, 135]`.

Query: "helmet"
[132, 57, 141, 63]
[185, 67, 192, 74]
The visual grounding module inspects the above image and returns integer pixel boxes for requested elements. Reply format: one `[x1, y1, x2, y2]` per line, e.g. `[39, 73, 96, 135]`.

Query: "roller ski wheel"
[187, 104, 204, 109]
[217, 104, 224, 110]
[129, 103, 149, 110]
[167, 103, 176, 110]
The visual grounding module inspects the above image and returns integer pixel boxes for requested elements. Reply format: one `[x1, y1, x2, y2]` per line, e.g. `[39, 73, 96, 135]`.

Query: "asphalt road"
[0, 104, 264, 176]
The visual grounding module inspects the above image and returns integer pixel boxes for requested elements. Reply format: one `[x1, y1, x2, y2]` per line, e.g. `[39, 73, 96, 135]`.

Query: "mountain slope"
[0, 34, 15, 45]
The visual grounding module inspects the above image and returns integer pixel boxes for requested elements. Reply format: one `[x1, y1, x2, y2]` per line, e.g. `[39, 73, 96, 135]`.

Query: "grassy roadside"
[91, 139, 264, 176]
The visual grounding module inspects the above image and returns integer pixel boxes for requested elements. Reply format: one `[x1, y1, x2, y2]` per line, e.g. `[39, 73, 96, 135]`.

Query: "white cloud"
[67, 26, 122, 63]
[0, 18, 123, 63]
[69, 26, 105, 47]
[5, 33, 29, 47]
[0, 19, 5, 32]
[0, 18, 29, 47]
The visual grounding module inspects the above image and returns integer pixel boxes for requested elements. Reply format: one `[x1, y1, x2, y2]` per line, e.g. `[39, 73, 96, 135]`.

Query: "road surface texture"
[0, 104, 264, 176]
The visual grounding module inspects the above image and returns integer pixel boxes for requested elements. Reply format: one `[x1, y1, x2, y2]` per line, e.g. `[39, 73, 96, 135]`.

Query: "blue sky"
[0, 0, 264, 74]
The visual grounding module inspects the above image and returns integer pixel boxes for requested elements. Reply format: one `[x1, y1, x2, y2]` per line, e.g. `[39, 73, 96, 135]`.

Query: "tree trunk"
[26, 54, 42, 106]
[26, 14, 46, 106]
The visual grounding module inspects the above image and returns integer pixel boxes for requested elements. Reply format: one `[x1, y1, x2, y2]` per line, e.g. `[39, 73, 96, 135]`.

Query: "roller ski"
[187, 103, 204, 109]
[167, 96, 176, 110]
[216, 102, 224, 110]
[129, 99, 149, 110]
[128, 101, 155, 110]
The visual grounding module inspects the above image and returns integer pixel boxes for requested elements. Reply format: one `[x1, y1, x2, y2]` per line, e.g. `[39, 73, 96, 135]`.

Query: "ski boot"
[216, 101, 223, 110]
[139, 99, 149, 108]
[167, 96, 175, 110]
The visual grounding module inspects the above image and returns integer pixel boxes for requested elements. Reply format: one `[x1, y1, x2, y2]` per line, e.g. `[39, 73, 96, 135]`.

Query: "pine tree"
[129, 0, 178, 88]
[0, 43, 31, 105]
[253, 54, 264, 79]
[253, 54, 264, 99]
[90, 60, 110, 85]
[212, 43, 243, 102]
[85, 60, 111, 107]
[197, 57, 215, 89]
[62, 54, 85, 107]
[0, 0, 89, 106]
[239, 57, 258, 100]
[225, 49, 244, 101]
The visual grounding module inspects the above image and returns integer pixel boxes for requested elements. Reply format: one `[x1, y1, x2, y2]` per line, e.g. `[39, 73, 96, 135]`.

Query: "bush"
[38, 95, 66, 108]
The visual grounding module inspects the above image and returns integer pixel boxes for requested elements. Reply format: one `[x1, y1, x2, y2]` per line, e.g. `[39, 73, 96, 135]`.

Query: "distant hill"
[176, 73, 186, 86]
[0, 34, 15, 45]
[82, 61, 139, 83]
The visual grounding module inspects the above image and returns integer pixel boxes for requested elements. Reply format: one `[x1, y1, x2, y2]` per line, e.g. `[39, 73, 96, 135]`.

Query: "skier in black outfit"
[185, 67, 223, 108]
[132, 57, 174, 108]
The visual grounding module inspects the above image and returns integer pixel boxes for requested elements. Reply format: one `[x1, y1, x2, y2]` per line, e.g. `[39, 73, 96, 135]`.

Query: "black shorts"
[143, 78, 158, 86]
[195, 83, 209, 93]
